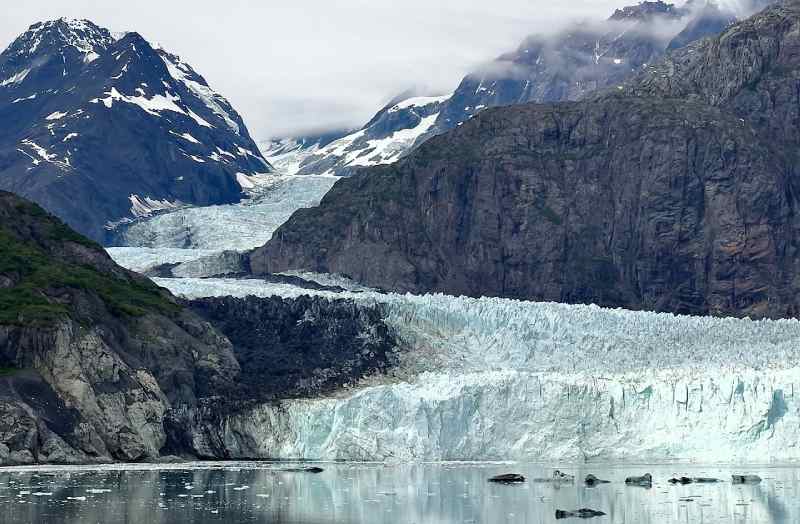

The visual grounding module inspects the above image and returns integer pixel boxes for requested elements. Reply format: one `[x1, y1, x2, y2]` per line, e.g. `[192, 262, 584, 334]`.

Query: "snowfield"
[155, 276, 800, 463]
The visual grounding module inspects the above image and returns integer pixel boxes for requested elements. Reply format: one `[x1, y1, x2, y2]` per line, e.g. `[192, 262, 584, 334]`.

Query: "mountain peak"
[609, 1, 683, 21]
[0, 17, 272, 242]
[14, 18, 114, 59]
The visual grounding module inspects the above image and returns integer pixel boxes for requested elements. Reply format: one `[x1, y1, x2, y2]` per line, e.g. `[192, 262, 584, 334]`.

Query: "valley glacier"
[155, 277, 800, 463]
[113, 175, 337, 251]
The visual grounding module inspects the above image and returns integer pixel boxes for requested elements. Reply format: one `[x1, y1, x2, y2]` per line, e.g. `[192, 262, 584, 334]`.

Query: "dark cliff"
[251, 2, 800, 319]
[0, 191, 402, 464]
[186, 295, 398, 401]
[0, 190, 240, 464]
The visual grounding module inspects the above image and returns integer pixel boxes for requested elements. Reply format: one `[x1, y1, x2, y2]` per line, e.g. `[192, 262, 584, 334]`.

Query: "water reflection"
[0, 462, 796, 523]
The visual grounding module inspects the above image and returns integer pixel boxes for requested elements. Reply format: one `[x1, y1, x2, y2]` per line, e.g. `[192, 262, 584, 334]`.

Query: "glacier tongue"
[158, 277, 800, 462]
[115, 175, 337, 251]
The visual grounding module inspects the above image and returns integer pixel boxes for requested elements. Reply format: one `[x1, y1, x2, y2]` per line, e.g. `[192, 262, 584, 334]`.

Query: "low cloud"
[2, 1, 708, 139]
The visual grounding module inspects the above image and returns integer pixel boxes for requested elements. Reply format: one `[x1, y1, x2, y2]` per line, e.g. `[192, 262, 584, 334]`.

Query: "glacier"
[113, 174, 337, 251]
[156, 276, 800, 463]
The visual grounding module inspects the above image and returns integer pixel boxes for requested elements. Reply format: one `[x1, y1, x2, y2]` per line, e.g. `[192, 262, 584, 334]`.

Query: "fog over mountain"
[0, 0, 697, 139]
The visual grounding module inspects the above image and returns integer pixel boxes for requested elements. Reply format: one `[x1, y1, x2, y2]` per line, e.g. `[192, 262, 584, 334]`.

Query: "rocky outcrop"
[186, 295, 399, 400]
[251, 2, 800, 319]
[0, 191, 403, 464]
[0, 191, 239, 465]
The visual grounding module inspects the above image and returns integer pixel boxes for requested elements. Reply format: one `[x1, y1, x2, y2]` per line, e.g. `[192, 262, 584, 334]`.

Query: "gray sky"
[2, 1, 626, 140]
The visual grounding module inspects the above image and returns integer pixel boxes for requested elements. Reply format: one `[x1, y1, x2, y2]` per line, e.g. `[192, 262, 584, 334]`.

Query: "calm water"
[0, 462, 798, 523]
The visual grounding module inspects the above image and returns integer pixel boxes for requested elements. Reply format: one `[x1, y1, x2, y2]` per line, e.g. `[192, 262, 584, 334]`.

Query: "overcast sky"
[2, 1, 626, 140]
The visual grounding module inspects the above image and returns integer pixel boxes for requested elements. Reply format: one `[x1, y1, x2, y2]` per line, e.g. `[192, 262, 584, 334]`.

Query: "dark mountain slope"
[0, 191, 402, 464]
[0, 190, 240, 464]
[0, 19, 271, 242]
[250, 2, 800, 319]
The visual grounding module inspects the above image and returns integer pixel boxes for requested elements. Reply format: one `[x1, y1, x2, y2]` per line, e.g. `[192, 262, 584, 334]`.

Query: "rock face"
[186, 295, 399, 400]
[0, 190, 241, 464]
[0, 19, 271, 242]
[251, 2, 800, 319]
[0, 192, 403, 464]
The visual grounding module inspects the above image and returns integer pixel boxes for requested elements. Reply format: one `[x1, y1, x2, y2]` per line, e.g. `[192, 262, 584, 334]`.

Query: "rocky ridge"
[250, 1, 800, 319]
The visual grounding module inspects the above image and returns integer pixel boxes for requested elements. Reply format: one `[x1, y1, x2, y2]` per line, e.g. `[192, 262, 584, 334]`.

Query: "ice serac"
[250, 2, 800, 320]
[0, 18, 272, 242]
[159, 277, 800, 462]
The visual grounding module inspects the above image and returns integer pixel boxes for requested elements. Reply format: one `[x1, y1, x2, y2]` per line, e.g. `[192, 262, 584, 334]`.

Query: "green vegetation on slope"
[0, 219, 178, 326]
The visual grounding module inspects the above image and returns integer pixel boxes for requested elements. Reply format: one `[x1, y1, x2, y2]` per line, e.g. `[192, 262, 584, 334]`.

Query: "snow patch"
[91, 87, 186, 118]
[160, 51, 240, 134]
[170, 131, 201, 144]
[389, 93, 451, 113]
[11, 93, 37, 103]
[0, 68, 31, 87]
[45, 111, 68, 120]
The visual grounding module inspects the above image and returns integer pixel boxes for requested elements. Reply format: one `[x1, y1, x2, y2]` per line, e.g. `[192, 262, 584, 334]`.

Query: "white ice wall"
[160, 277, 800, 462]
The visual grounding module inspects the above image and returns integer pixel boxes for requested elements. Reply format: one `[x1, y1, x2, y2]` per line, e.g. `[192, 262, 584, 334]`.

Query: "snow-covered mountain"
[259, 129, 352, 175]
[265, 1, 776, 178]
[0, 18, 272, 242]
[262, 93, 450, 177]
[429, 0, 727, 139]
